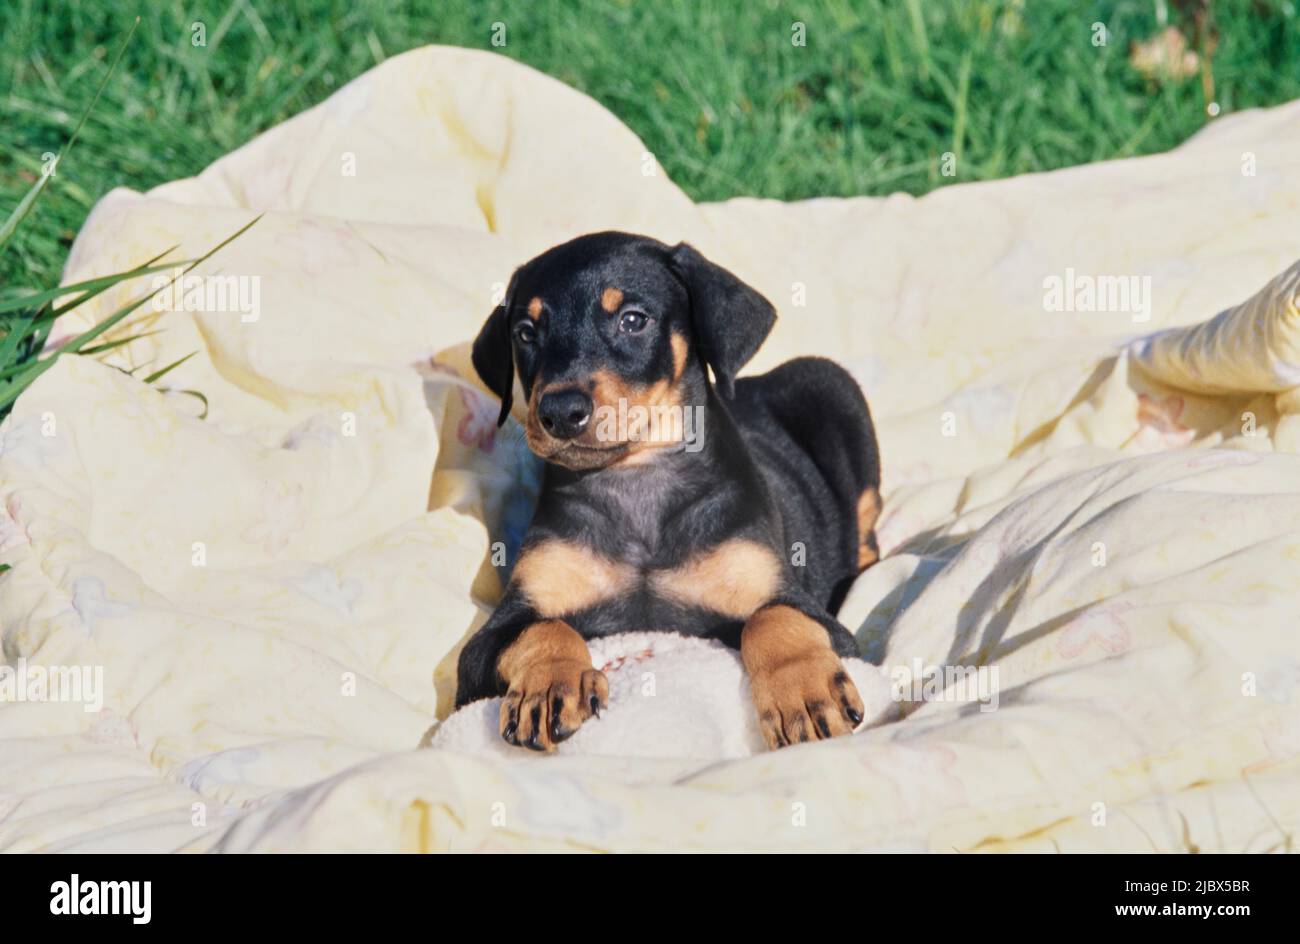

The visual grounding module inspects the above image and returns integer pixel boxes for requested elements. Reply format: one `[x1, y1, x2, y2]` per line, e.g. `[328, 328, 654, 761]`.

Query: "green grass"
[3, 0, 1300, 293]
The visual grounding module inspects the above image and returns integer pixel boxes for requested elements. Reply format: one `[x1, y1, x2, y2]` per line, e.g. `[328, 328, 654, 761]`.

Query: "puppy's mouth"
[524, 423, 627, 469]
[541, 440, 630, 470]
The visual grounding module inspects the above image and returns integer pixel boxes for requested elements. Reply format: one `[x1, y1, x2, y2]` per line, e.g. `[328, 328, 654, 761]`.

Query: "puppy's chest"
[512, 531, 782, 629]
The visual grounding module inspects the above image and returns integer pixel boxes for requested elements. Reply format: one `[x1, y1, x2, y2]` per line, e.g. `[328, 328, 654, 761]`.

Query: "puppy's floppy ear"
[471, 276, 518, 427]
[670, 243, 776, 398]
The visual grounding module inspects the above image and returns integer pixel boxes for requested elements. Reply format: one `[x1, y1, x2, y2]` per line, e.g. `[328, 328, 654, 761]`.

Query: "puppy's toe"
[499, 691, 523, 745]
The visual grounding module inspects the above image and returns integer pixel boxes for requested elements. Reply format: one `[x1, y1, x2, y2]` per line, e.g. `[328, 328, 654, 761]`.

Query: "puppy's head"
[472, 231, 775, 470]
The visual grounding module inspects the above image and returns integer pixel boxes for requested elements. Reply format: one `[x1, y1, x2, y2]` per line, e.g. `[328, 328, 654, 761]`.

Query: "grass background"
[2, 0, 1299, 292]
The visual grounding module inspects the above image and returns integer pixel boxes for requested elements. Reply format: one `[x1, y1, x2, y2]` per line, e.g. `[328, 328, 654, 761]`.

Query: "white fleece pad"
[430, 632, 894, 760]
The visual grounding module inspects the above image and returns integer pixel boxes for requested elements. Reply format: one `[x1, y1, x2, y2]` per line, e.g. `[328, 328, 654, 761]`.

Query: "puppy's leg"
[741, 604, 864, 750]
[497, 620, 609, 752]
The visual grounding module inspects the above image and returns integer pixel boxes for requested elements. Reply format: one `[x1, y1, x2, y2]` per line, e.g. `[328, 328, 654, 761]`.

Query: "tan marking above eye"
[600, 287, 624, 313]
[513, 539, 637, 617]
[527, 297, 543, 321]
[650, 538, 780, 619]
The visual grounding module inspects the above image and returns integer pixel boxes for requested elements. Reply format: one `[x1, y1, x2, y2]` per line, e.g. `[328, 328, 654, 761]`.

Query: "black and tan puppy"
[456, 231, 881, 751]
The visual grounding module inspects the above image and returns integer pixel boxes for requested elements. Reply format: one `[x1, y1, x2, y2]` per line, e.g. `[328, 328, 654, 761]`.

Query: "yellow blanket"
[2, 46, 1298, 852]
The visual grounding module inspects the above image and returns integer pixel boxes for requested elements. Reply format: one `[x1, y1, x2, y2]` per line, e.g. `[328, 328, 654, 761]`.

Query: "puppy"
[456, 232, 881, 751]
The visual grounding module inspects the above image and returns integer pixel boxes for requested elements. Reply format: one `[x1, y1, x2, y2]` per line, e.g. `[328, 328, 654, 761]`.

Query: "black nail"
[553, 722, 576, 743]
[522, 704, 544, 750]
[846, 706, 864, 726]
[503, 721, 518, 743]
[550, 713, 565, 741]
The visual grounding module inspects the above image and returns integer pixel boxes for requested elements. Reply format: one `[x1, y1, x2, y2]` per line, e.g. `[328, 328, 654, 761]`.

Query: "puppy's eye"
[514, 322, 537, 345]
[618, 309, 649, 334]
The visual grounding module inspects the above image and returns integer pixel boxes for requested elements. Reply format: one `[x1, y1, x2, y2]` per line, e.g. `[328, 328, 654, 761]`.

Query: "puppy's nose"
[538, 388, 593, 440]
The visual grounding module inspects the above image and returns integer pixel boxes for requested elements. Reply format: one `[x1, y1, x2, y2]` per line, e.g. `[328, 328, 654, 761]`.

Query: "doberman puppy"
[456, 231, 882, 751]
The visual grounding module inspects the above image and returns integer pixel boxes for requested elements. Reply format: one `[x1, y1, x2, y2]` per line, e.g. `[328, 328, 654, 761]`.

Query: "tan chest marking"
[651, 538, 780, 619]
[513, 539, 637, 617]
[515, 537, 780, 622]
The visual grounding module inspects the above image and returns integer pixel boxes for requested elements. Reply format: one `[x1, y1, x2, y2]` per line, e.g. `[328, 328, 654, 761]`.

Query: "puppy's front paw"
[741, 604, 865, 751]
[749, 653, 864, 750]
[497, 620, 609, 752]
[500, 661, 608, 751]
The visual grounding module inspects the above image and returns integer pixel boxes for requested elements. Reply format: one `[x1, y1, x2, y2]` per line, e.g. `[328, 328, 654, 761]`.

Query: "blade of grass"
[0, 313, 35, 370]
[78, 330, 162, 357]
[952, 50, 972, 172]
[50, 247, 184, 318]
[905, 0, 931, 82]
[142, 351, 197, 384]
[164, 389, 208, 419]
[0, 248, 185, 381]
[0, 258, 185, 314]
